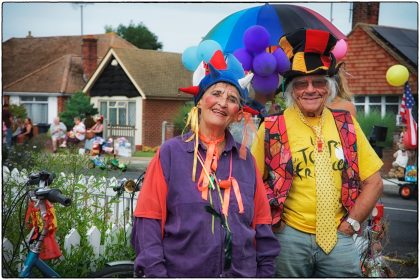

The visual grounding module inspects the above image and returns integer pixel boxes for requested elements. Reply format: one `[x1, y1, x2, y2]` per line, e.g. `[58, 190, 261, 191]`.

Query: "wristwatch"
[346, 217, 361, 232]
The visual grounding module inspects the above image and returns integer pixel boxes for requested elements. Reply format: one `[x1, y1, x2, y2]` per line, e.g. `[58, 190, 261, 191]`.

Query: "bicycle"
[90, 171, 145, 277]
[2, 171, 71, 277]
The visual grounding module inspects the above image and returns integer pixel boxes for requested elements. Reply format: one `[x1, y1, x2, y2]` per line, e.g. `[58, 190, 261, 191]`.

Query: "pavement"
[117, 156, 152, 171]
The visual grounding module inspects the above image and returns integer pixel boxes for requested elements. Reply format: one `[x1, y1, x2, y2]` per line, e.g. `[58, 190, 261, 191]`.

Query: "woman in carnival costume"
[131, 50, 280, 277]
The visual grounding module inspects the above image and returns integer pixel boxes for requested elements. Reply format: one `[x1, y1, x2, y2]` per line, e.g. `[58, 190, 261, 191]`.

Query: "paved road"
[112, 161, 418, 277]
[380, 181, 418, 277]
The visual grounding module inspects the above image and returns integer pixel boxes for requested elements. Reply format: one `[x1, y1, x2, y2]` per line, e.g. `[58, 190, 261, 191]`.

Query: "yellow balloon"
[386, 64, 409, 87]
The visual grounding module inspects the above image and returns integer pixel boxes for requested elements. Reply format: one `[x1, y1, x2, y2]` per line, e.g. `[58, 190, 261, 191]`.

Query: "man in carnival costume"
[131, 50, 280, 277]
[251, 28, 383, 277]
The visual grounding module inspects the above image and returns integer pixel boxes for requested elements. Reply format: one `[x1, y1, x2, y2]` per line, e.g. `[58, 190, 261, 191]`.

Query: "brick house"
[345, 3, 418, 173]
[2, 32, 136, 124]
[346, 3, 418, 118]
[82, 47, 192, 149]
[345, 24, 417, 117]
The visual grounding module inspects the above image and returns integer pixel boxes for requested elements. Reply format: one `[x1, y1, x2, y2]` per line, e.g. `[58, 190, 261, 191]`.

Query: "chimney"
[26, 31, 33, 38]
[82, 35, 98, 82]
[352, 3, 380, 29]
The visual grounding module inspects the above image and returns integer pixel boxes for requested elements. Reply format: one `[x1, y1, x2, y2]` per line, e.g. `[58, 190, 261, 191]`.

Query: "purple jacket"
[131, 131, 280, 277]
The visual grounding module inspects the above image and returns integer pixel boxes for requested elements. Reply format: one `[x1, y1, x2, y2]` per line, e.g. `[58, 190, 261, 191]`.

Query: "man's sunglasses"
[292, 78, 328, 91]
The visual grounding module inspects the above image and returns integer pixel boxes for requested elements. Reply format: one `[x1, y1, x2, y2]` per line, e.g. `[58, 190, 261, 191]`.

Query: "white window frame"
[19, 96, 49, 124]
[352, 95, 401, 117]
[99, 99, 136, 126]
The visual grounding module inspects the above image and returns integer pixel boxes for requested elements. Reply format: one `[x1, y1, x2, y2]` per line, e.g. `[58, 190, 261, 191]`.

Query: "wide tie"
[297, 107, 337, 254]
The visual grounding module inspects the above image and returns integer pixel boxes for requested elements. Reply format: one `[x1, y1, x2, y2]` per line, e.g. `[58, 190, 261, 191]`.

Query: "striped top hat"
[279, 28, 338, 86]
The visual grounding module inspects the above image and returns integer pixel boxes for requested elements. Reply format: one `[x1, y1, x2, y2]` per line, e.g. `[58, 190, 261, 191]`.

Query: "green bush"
[357, 111, 396, 147]
[2, 149, 135, 277]
[9, 104, 27, 120]
[60, 92, 98, 130]
[173, 102, 194, 135]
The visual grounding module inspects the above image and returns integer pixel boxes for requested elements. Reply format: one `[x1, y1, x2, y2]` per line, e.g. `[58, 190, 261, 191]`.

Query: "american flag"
[401, 82, 417, 148]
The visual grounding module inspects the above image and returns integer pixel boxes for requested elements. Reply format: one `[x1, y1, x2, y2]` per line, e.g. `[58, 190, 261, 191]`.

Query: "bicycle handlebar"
[35, 188, 72, 207]
[27, 171, 72, 207]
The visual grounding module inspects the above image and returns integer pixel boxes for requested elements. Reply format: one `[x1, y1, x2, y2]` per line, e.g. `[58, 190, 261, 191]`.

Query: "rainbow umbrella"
[203, 3, 347, 53]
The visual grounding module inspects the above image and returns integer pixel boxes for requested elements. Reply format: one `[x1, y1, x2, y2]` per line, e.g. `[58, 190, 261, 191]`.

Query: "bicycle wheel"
[90, 264, 134, 278]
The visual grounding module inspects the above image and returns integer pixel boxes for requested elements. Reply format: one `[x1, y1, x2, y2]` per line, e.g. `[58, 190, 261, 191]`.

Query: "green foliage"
[105, 21, 163, 50]
[60, 92, 98, 130]
[9, 104, 27, 120]
[2, 148, 134, 277]
[133, 150, 156, 157]
[274, 94, 287, 111]
[173, 102, 194, 135]
[357, 110, 396, 147]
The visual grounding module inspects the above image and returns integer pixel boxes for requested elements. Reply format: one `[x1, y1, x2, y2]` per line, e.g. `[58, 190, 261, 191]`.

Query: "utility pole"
[71, 3, 93, 36]
[81, 4, 84, 36]
[330, 2, 334, 23]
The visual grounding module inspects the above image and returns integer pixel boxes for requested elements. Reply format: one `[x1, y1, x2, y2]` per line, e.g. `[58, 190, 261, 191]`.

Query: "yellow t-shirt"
[251, 107, 383, 234]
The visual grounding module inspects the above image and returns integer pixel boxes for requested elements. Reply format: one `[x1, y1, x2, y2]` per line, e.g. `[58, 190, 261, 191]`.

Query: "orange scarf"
[196, 133, 225, 200]
[196, 134, 244, 216]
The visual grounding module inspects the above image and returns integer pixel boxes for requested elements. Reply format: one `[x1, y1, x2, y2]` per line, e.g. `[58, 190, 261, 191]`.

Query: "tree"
[60, 92, 98, 130]
[105, 21, 163, 50]
[9, 104, 27, 120]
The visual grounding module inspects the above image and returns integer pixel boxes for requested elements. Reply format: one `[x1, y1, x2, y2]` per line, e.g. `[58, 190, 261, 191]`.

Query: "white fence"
[2, 166, 139, 263]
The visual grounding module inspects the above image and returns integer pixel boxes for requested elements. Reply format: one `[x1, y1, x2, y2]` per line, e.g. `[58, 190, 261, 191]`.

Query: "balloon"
[331, 39, 348, 61]
[226, 54, 245, 78]
[251, 73, 279, 95]
[243, 25, 270, 55]
[181, 46, 200, 72]
[273, 48, 290, 74]
[197, 40, 222, 63]
[386, 64, 409, 86]
[233, 48, 253, 71]
[252, 53, 277, 77]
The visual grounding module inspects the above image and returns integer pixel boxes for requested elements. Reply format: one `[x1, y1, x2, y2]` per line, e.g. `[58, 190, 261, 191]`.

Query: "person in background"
[131, 51, 280, 277]
[2, 103, 13, 147]
[84, 115, 104, 153]
[17, 117, 33, 143]
[11, 118, 25, 145]
[60, 116, 86, 147]
[251, 29, 383, 277]
[50, 117, 67, 153]
[328, 64, 357, 117]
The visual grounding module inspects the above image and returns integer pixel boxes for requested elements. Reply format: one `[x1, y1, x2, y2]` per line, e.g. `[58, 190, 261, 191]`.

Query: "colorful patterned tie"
[297, 107, 337, 254]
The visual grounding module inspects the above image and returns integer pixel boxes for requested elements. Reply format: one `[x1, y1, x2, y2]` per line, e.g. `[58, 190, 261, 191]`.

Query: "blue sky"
[2, 2, 418, 53]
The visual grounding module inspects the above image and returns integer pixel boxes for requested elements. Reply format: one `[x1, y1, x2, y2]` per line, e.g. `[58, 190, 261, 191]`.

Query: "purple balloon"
[273, 48, 291, 74]
[251, 73, 279, 95]
[252, 52, 277, 77]
[233, 48, 253, 71]
[243, 25, 270, 55]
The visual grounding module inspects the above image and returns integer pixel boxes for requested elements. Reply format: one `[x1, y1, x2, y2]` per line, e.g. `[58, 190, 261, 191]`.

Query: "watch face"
[353, 222, 360, 232]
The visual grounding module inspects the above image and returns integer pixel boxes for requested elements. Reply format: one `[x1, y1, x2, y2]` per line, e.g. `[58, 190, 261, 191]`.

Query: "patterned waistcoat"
[264, 109, 361, 226]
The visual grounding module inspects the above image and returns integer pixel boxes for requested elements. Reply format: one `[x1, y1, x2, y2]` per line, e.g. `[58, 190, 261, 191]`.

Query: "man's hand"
[337, 220, 355, 236]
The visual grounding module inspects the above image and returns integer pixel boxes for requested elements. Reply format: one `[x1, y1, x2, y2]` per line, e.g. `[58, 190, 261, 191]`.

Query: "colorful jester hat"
[279, 28, 339, 88]
[179, 50, 254, 106]
[178, 50, 257, 183]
